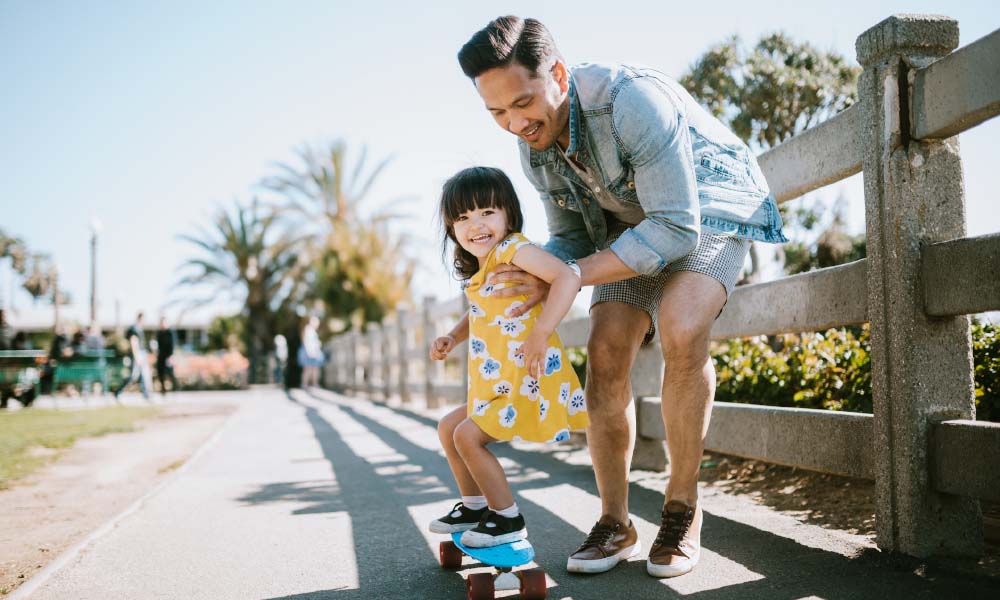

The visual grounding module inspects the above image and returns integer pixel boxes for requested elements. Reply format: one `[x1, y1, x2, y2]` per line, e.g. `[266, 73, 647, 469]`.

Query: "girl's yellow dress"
[465, 232, 589, 443]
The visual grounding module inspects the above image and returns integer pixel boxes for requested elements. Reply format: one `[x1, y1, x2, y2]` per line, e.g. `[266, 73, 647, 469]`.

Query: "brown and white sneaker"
[566, 515, 642, 573]
[647, 500, 702, 578]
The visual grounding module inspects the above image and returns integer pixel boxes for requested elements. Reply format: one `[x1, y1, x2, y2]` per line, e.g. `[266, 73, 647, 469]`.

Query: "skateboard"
[439, 532, 547, 600]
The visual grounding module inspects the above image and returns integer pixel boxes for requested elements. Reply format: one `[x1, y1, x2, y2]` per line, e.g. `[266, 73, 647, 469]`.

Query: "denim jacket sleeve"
[539, 195, 596, 262]
[608, 77, 700, 275]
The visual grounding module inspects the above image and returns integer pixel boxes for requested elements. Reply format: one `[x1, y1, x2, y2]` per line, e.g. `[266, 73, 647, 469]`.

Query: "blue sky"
[2, 0, 997, 328]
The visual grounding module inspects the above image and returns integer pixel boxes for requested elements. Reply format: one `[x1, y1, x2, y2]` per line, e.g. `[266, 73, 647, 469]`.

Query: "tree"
[174, 199, 307, 383]
[260, 141, 415, 331]
[681, 33, 861, 278]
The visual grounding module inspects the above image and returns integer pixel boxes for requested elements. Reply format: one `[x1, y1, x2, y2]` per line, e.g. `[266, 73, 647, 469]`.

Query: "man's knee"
[658, 313, 711, 366]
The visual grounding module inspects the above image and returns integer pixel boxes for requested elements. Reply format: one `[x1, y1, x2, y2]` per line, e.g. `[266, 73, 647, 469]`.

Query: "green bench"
[52, 350, 123, 395]
[0, 350, 46, 408]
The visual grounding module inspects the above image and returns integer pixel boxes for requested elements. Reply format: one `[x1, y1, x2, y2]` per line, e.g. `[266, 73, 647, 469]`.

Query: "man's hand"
[488, 263, 550, 317]
[429, 335, 456, 361]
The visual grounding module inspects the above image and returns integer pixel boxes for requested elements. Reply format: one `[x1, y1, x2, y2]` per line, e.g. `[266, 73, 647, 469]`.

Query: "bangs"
[441, 176, 504, 225]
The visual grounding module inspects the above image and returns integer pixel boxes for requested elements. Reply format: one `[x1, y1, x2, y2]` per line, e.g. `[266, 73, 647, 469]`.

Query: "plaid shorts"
[591, 221, 751, 344]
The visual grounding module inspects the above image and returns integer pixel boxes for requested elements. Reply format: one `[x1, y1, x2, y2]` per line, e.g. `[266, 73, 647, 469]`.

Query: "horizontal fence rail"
[639, 399, 875, 480]
[758, 104, 863, 204]
[711, 259, 868, 340]
[911, 28, 1000, 140]
[922, 233, 1000, 316]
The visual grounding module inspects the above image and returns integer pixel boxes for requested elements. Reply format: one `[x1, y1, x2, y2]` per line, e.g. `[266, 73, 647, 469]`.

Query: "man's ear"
[551, 60, 569, 94]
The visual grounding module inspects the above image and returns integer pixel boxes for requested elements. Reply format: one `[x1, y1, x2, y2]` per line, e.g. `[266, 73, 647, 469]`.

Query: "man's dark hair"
[458, 16, 563, 79]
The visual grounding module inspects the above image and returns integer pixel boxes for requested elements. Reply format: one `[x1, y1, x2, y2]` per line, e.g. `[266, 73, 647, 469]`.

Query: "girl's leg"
[439, 406, 480, 496]
[453, 418, 513, 510]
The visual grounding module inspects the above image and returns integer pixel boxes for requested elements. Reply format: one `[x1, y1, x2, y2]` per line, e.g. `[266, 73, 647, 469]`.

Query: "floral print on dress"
[490, 315, 526, 338]
[499, 404, 517, 428]
[569, 388, 586, 416]
[479, 358, 501, 380]
[549, 428, 571, 443]
[493, 380, 512, 397]
[544, 347, 562, 376]
[508, 341, 525, 368]
[473, 398, 491, 416]
[463, 232, 588, 443]
[469, 336, 488, 359]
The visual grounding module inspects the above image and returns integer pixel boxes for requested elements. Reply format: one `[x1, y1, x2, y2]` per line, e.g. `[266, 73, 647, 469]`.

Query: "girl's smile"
[453, 207, 510, 262]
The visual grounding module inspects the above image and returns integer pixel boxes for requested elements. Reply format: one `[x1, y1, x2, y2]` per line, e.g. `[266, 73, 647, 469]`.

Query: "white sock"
[494, 503, 520, 518]
[462, 496, 487, 510]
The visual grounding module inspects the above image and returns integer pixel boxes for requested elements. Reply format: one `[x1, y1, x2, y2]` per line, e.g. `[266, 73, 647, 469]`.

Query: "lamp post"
[89, 218, 102, 326]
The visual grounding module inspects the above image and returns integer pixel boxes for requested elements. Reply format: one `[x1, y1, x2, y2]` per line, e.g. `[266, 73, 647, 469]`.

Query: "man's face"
[475, 61, 570, 151]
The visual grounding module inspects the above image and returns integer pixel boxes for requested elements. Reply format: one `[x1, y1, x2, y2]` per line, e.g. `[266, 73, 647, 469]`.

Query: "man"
[113, 311, 150, 400]
[155, 316, 178, 395]
[457, 17, 786, 578]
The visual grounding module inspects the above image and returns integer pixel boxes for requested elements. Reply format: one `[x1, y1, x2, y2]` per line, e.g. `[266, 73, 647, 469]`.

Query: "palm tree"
[174, 199, 307, 383]
[260, 141, 414, 331]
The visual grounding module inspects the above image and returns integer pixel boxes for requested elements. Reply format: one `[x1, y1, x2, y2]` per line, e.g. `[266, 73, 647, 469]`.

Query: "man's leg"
[647, 270, 726, 578]
[566, 302, 647, 573]
[585, 302, 648, 523]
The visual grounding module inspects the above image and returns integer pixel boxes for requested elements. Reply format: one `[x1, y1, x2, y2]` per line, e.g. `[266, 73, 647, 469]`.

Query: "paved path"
[21, 388, 999, 599]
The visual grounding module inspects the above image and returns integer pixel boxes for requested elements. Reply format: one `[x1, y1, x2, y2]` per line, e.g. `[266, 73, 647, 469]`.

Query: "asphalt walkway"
[19, 388, 999, 599]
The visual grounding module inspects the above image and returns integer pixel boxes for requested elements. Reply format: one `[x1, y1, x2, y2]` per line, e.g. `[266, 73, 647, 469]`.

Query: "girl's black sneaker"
[429, 502, 489, 534]
[459, 510, 527, 548]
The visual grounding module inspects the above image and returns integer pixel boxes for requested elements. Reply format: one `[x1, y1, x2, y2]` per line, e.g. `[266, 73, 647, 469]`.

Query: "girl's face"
[451, 205, 510, 262]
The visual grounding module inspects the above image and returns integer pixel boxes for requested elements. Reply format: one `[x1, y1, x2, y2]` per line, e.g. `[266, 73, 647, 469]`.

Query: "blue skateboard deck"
[450, 532, 534, 568]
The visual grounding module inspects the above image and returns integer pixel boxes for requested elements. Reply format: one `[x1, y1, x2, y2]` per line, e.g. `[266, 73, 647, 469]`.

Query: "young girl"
[427, 166, 589, 548]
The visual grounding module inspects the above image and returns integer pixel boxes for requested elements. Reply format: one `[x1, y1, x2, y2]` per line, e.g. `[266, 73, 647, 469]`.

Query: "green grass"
[0, 406, 159, 489]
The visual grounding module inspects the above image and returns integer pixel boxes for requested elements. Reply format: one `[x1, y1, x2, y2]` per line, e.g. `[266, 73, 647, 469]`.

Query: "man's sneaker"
[459, 510, 527, 548]
[647, 500, 702, 578]
[566, 515, 641, 573]
[429, 502, 489, 534]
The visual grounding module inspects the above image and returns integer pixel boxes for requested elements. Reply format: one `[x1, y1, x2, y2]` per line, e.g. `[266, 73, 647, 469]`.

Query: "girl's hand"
[429, 335, 456, 361]
[518, 330, 550, 380]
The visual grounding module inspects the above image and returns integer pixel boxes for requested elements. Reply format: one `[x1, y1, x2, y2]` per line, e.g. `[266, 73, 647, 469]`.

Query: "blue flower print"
[569, 388, 586, 416]
[490, 316, 526, 338]
[469, 302, 486, 319]
[469, 336, 488, 359]
[508, 341, 525, 367]
[473, 398, 491, 416]
[549, 428, 570, 443]
[499, 404, 517, 428]
[558, 382, 570, 406]
[539, 396, 550, 422]
[479, 358, 501, 380]
[493, 380, 512, 397]
[519, 375, 540, 401]
[544, 347, 562, 376]
[478, 283, 495, 298]
[497, 236, 515, 253]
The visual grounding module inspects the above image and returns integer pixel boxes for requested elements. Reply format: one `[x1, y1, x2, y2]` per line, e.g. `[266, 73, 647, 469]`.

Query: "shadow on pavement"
[255, 390, 998, 600]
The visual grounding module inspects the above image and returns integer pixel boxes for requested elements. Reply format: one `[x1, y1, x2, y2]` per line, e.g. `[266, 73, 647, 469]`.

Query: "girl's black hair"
[439, 166, 524, 280]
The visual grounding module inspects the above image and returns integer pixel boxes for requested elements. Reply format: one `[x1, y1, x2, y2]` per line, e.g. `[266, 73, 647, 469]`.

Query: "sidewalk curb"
[6, 404, 239, 600]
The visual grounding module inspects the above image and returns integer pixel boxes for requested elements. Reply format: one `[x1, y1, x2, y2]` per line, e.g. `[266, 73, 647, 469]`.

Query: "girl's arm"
[429, 311, 470, 361]
[510, 246, 581, 377]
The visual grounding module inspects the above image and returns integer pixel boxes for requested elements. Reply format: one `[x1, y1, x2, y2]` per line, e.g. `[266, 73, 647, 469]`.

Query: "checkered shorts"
[591, 221, 751, 344]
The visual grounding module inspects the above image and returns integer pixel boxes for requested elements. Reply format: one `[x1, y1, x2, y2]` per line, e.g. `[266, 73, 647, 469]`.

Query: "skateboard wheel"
[519, 568, 547, 600]
[466, 572, 494, 600]
[439, 541, 463, 569]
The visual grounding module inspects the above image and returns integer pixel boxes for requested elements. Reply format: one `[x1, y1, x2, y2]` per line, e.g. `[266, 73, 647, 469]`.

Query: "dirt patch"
[0, 402, 234, 595]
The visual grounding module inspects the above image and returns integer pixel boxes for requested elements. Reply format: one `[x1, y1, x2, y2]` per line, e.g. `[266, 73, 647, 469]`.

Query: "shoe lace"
[654, 508, 693, 549]
[580, 521, 618, 549]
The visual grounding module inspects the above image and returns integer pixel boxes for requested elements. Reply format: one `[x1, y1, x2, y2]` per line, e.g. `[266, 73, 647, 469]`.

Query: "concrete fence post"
[422, 296, 440, 409]
[397, 308, 412, 404]
[630, 345, 667, 471]
[382, 316, 393, 401]
[348, 330, 360, 392]
[366, 323, 380, 400]
[856, 14, 981, 557]
[325, 339, 337, 389]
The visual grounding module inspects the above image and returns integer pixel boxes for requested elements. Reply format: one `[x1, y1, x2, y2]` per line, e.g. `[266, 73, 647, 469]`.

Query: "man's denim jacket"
[519, 63, 788, 275]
